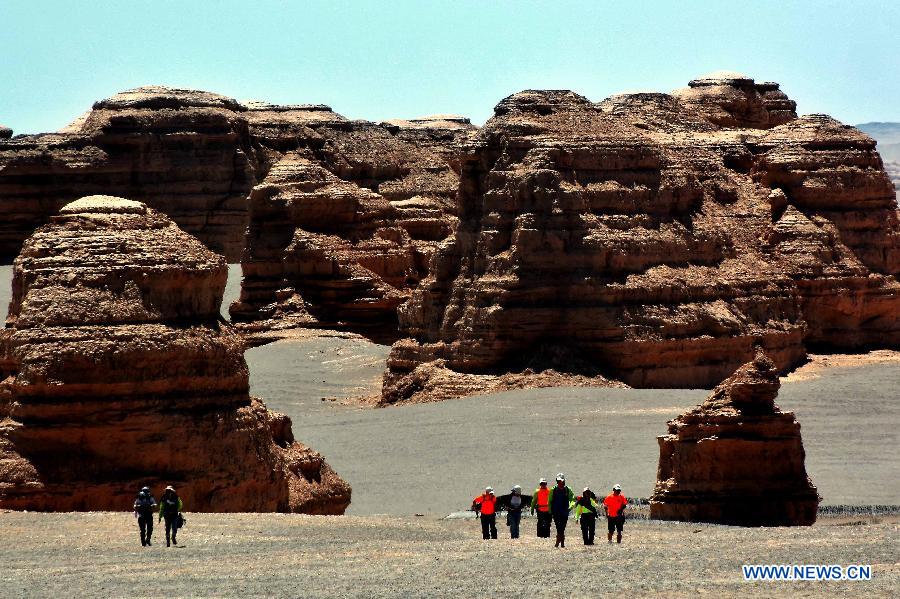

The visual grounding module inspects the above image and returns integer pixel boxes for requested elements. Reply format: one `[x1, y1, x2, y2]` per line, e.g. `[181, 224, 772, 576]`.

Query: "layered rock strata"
[0, 196, 350, 513]
[0, 87, 474, 336]
[382, 74, 900, 402]
[649, 351, 819, 526]
[0, 87, 258, 260]
[230, 113, 475, 338]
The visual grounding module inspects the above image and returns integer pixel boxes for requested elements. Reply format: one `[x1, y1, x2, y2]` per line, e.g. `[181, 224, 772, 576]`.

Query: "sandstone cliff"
[0, 196, 350, 513]
[0, 88, 474, 338]
[382, 74, 900, 403]
[649, 350, 819, 525]
[0, 87, 258, 261]
[230, 113, 474, 338]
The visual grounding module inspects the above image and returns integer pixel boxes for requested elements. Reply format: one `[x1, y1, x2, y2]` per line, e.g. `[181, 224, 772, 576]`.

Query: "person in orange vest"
[471, 486, 498, 540]
[530, 478, 552, 538]
[603, 484, 628, 544]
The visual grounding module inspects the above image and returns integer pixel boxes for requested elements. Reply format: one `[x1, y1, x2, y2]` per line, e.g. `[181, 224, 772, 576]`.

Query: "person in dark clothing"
[471, 486, 498, 539]
[549, 473, 575, 548]
[496, 485, 526, 539]
[158, 485, 183, 547]
[574, 487, 600, 545]
[133, 486, 157, 547]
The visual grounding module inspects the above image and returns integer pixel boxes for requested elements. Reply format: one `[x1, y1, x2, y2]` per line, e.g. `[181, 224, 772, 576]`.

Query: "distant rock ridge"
[0, 86, 475, 264]
[0, 196, 351, 513]
[649, 350, 820, 525]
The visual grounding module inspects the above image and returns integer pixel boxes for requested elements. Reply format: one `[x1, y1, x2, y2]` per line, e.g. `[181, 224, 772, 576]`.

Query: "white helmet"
[583, 486, 591, 493]
[613, 484, 622, 491]
[539, 478, 547, 485]
[485, 486, 493, 493]
[512, 485, 522, 493]
[556, 473, 565, 482]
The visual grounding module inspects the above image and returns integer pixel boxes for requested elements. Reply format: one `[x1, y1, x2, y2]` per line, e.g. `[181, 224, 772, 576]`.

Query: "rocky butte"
[0, 196, 350, 513]
[649, 350, 820, 526]
[381, 72, 900, 403]
[0, 88, 258, 260]
[0, 87, 474, 281]
[229, 110, 475, 340]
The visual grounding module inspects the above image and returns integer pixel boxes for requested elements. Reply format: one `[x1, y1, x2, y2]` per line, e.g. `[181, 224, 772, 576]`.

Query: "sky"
[1, 0, 898, 134]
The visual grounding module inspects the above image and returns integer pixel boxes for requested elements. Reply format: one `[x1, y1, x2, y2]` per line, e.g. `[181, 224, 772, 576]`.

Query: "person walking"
[530, 478, 552, 538]
[603, 484, 627, 544]
[497, 485, 526, 539]
[158, 485, 183, 547]
[549, 473, 575, 548]
[133, 486, 157, 547]
[574, 487, 600, 545]
[471, 486, 498, 540]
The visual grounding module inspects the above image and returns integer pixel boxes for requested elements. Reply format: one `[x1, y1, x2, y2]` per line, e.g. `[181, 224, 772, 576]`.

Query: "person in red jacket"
[471, 486, 498, 540]
[602, 484, 627, 544]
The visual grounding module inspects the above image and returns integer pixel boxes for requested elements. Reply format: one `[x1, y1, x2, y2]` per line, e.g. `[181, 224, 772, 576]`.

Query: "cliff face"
[0, 87, 259, 261]
[0, 88, 474, 335]
[382, 74, 900, 402]
[230, 113, 475, 338]
[649, 351, 819, 526]
[0, 196, 350, 513]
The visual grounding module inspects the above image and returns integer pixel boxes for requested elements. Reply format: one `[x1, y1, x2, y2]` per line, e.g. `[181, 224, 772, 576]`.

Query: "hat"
[165, 485, 176, 492]
[485, 486, 494, 493]
[613, 484, 622, 491]
[539, 478, 548, 485]
[556, 473, 565, 482]
[140, 486, 150, 493]
[512, 485, 522, 492]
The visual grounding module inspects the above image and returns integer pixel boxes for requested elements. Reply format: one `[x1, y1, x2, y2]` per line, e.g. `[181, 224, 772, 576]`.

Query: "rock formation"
[673, 70, 797, 129]
[0, 87, 473, 337]
[230, 113, 474, 339]
[649, 350, 819, 526]
[382, 73, 900, 403]
[0, 196, 350, 513]
[0, 87, 258, 261]
[0, 126, 11, 140]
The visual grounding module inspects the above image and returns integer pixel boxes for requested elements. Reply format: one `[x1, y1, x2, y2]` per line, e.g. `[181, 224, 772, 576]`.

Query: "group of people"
[132, 485, 185, 547]
[471, 474, 627, 547]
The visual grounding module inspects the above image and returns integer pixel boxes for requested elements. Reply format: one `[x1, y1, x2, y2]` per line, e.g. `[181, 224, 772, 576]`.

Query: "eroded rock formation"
[230, 113, 475, 338]
[0, 87, 258, 260]
[649, 350, 819, 525]
[0, 87, 474, 337]
[0, 196, 350, 513]
[382, 73, 900, 403]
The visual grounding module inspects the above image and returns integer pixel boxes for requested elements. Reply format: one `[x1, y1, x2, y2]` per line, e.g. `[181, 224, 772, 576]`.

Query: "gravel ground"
[0, 511, 896, 598]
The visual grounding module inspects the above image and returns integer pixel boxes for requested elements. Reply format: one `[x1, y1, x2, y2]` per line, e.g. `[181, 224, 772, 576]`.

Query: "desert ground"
[245, 333, 900, 514]
[0, 511, 896, 598]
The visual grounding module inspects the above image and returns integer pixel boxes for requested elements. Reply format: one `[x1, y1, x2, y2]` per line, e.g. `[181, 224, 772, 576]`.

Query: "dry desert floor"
[1, 511, 897, 598]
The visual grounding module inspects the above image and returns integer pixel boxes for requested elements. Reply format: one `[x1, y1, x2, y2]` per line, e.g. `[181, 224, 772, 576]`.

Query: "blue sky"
[1, 0, 898, 133]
